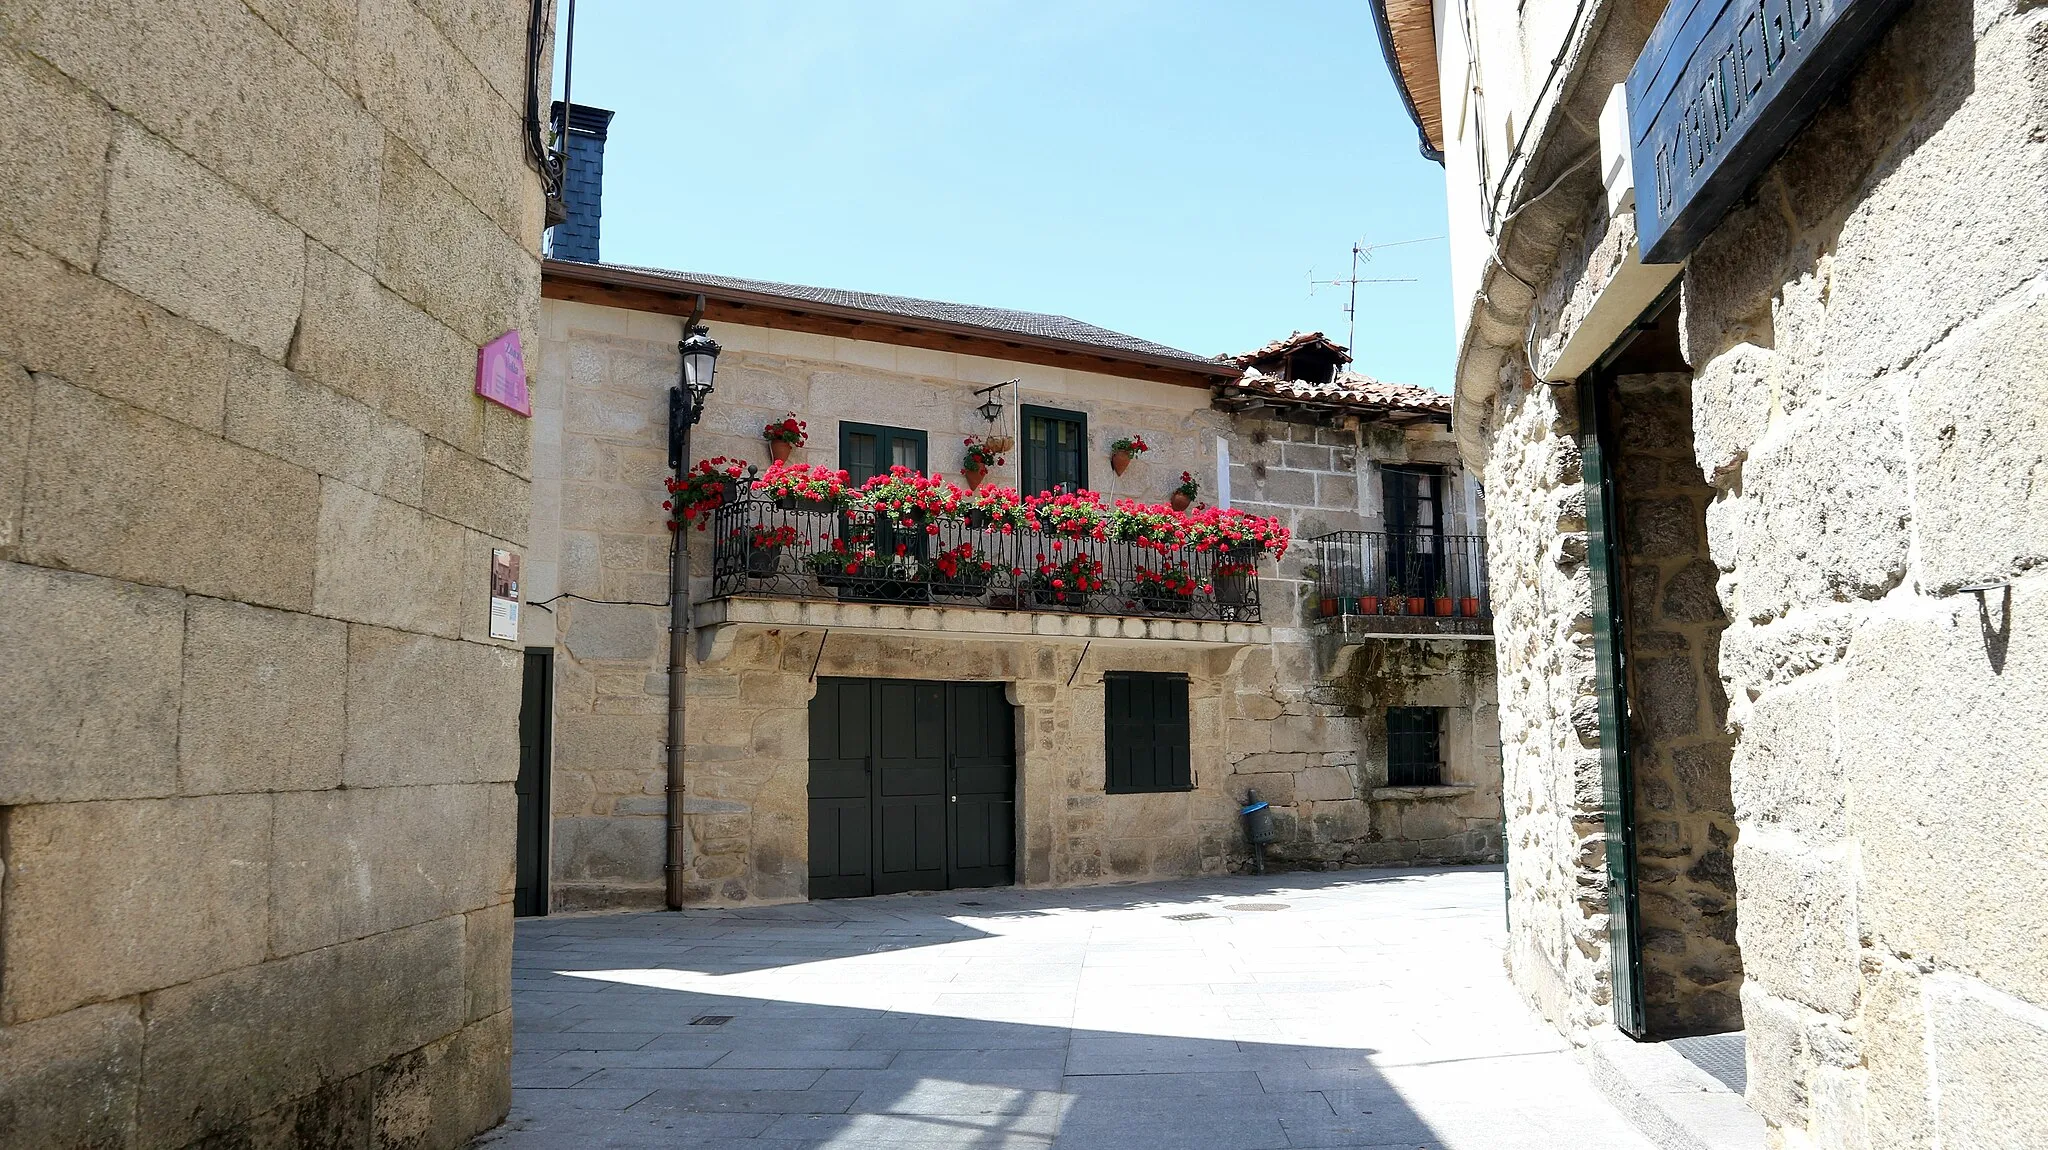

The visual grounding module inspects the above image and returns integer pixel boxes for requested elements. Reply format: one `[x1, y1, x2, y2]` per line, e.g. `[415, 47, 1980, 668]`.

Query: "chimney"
[549, 101, 615, 263]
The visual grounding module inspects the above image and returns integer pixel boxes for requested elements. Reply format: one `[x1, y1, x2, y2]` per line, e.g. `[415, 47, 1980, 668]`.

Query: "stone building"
[519, 108, 1505, 912]
[1374, 0, 2048, 1145]
[0, 1, 546, 1145]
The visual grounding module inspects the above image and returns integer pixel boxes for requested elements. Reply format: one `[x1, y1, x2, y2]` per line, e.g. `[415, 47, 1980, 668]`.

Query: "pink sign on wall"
[475, 330, 531, 416]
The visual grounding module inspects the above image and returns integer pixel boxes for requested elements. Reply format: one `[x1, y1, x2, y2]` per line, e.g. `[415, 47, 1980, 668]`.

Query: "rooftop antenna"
[1308, 235, 1438, 352]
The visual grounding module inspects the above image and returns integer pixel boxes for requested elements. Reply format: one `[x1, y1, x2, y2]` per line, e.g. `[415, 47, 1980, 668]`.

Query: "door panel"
[809, 679, 877, 899]
[808, 678, 1015, 898]
[871, 681, 948, 895]
[948, 683, 1016, 888]
[515, 650, 552, 917]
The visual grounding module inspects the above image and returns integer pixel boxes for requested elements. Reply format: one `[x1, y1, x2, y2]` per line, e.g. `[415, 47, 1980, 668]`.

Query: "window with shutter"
[1021, 405, 1087, 496]
[1104, 672, 1192, 794]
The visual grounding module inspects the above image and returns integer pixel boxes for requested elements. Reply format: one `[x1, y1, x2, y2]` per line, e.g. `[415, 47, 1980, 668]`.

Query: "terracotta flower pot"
[1460, 596, 1481, 618]
[1408, 596, 1426, 615]
[962, 465, 986, 490]
[1169, 491, 1192, 512]
[1319, 597, 1339, 618]
[1111, 448, 1132, 476]
[1434, 597, 1454, 617]
[1359, 595, 1378, 615]
[769, 439, 795, 462]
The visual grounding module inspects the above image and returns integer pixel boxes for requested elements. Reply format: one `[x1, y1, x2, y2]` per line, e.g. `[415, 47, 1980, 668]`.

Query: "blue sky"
[557, 1, 1452, 388]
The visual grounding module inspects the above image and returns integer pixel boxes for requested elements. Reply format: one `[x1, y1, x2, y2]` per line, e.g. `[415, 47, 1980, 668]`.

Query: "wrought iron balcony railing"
[707, 496, 1264, 623]
[1307, 531, 1490, 622]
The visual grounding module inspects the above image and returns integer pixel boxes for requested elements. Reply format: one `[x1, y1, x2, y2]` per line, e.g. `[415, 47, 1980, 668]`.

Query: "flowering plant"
[1108, 498, 1188, 551]
[932, 541, 998, 584]
[762, 414, 808, 446]
[958, 484, 1029, 532]
[736, 522, 803, 550]
[665, 457, 746, 530]
[962, 435, 1004, 472]
[1173, 471, 1201, 500]
[1108, 434, 1150, 456]
[854, 465, 962, 528]
[807, 537, 875, 579]
[752, 460, 849, 506]
[1025, 488, 1109, 539]
[1022, 551, 1106, 605]
[1184, 506, 1291, 558]
[1134, 563, 1200, 601]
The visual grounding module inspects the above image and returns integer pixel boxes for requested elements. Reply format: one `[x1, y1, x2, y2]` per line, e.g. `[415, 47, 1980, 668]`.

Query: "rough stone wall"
[1679, 1, 2048, 1144]
[1221, 414, 1503, 870]
[1461, 0, 2048, 1142]
[0, 1, 543, 1145]
[1610, 373, 1742, 1038]
[1478, 375, 1614, 1037]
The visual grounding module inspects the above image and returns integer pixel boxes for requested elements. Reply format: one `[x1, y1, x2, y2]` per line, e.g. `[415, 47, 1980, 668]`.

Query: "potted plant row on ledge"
[669, 460, 1290, 620]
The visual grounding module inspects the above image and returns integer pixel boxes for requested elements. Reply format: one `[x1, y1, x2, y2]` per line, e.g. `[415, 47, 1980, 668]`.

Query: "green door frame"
[1581, 371, 1647, 1039]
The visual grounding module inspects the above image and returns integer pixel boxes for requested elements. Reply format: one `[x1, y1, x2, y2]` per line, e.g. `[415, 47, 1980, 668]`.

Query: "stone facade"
[1415, 0, 2048, 1144]
[0, 2, 544, 1145]
[529, 294, 1502, 909]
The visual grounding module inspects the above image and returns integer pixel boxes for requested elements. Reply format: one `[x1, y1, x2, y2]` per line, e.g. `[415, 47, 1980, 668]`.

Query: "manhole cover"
[689, 1015, 733, 1027]
[1225, 903, 1288, 912]
[1165, 912, 1215, 921]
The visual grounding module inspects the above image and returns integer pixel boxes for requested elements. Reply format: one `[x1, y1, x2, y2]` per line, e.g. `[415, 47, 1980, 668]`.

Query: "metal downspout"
[665, 421, 691, 910]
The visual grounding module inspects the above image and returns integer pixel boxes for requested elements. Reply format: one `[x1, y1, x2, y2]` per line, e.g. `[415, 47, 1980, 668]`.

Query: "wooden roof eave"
[542, 260, 1239, 391]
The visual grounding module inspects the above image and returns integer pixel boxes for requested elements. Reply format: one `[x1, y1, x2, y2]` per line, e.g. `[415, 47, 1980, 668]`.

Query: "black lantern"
[669, 324, 721, 469]
[680, 324, 720, 417]
[977, 394, 1002, 422]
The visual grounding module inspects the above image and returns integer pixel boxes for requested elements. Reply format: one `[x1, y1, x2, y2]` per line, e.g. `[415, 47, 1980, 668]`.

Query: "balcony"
[696, 496, 1273, 653]
[1306, 531, 1492, 640]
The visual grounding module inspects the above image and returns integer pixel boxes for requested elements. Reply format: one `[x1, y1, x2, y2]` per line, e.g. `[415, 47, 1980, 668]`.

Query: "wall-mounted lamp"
[668, 310, 721, 469]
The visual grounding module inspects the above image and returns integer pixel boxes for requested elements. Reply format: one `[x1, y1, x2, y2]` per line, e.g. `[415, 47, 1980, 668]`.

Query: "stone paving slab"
[476, 867, 1656, 1149]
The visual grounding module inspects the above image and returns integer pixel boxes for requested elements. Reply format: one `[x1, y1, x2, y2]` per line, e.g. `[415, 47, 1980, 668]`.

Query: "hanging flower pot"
[1107, 435, 1148, 477]
[983, 434, 1014, 453]
[762, 414, 807, 461]
[1168, 491, 1191, 512]
[962, 464, 986, 490]
[1169, 471, 1198, 512]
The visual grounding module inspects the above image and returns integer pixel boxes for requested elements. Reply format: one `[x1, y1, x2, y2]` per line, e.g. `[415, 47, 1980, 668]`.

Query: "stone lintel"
[1370, 784, 1479, 802]
[694, 595, 1268, 663]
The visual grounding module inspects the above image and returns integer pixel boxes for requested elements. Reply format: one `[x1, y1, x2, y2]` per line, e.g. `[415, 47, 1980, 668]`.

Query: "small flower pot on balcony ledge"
[1434, 597, 1454, 617]
[1460, 596, 1481, 618]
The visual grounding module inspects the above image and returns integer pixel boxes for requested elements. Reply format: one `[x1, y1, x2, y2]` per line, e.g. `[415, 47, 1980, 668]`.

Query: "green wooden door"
[808, 679, 1015, 898]
[1580, 377, 1646, 1038]
[947, 683, 1016, 889]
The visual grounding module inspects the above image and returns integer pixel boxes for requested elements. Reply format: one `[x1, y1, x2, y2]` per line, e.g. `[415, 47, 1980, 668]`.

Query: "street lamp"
[666, 316, 719, 912]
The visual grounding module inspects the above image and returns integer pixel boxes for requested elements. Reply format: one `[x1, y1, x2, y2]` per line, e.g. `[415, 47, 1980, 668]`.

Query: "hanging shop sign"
[476, 329, 531, 416]
[1628, 0, 1910, 264]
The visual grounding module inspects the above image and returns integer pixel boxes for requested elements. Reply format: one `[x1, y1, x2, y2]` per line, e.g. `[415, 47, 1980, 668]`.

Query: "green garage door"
[808, 678, 1015, 899]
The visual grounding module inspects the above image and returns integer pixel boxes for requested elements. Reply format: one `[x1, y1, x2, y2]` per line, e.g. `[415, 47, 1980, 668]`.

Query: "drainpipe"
[666, 413, 691, 911]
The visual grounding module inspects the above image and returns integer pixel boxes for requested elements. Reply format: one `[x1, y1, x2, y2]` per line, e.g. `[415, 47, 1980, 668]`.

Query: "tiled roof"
[1224, 369, 1452, 417]
[1230, 331, 1353, 369]
[592, 262, 1229, 370]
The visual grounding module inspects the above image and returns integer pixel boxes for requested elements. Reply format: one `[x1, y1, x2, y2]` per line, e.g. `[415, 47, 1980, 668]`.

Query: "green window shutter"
[1104, 672, 1191, 793]
[1021, 405, 1087, 496]
[838, 422, 927, 485]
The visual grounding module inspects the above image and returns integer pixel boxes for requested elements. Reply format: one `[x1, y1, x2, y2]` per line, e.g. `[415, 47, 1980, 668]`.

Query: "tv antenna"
[1308, 235, 1439, 352]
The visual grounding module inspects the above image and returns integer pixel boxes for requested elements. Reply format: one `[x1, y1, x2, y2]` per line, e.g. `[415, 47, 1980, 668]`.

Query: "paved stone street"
[483, 867, 1652, 1148]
